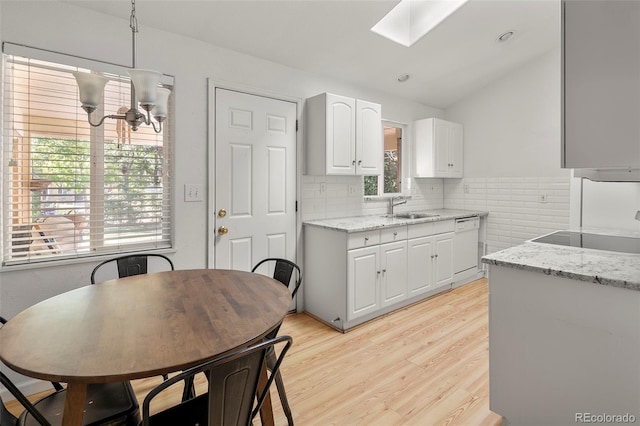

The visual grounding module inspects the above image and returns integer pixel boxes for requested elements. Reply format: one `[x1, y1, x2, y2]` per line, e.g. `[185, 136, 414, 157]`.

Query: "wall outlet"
[184, 184, 203, 202]
[319, 183, 326, 194]
[348, 185, 357, 195]
[463, 184, 470, 194]
[539, 194, 548, 203]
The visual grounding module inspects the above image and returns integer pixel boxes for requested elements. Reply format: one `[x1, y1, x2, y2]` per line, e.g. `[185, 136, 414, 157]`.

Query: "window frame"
[364, 120, 409, 199]
[1, 45, 175, 267]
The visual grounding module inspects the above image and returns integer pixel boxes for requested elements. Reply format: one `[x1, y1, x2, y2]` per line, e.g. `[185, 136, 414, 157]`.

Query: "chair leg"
[267, 349, 294, 426]
[181, 376, 196, 402]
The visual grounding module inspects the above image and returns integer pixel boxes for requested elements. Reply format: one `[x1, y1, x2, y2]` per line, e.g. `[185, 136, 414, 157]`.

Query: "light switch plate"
[184, 184, 203, 202]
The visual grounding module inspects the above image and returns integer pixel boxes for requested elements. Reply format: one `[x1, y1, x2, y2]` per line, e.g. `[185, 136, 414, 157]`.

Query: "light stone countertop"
[482, 228, 640, 291]
[302, 209, 488, 233]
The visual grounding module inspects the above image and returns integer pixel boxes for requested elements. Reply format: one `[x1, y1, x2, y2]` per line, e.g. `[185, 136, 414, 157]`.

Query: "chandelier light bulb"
[73, 72, 108, 111]
[152, 87, 171, 121]
[128, 69, 162, 109]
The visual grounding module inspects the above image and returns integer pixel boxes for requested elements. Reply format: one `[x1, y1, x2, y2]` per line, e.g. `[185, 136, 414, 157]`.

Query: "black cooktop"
[531, 231, 640, 254]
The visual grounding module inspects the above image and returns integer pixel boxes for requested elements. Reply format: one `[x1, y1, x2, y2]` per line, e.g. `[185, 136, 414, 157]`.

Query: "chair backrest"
[251, 258, 302, 299]
[91, 254, 174, 284]
[142, 335, 293, 426]
[0, 372, 51, 426]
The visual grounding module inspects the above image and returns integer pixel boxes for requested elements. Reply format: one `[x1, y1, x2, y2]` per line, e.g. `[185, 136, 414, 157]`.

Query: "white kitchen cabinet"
[305, 92, 382, 176]
[347, 227, 407, 320]
[433, 233, 454, 288]
[347, 245, 380, 321]
[304, 218, 464, 331]
[407, 224, 454, 297]
[413, 118, 463, 178]
[407, 236, 434, 296]
[380, 240, 408, 307]
[562, 0, 640, 173]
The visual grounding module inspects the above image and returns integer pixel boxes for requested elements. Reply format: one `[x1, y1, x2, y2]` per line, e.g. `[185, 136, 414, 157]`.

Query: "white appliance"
[453, 217, 479, 274]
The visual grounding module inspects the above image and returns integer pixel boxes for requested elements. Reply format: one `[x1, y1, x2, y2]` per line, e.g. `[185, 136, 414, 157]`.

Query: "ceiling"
[65, 0, 560, 109]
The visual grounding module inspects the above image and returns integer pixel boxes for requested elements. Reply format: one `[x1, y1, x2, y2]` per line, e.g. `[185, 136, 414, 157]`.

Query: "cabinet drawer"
[407, 220, 455, 239]
[407, 222, 434, 239]
[433, 220, 454, 234]
[348, 230, 381, 249]
[380, 226, 407, 244]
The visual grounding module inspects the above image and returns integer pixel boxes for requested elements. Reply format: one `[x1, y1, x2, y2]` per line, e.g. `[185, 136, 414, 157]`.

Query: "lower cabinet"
[433, 233, 454, 288]
[347, 245, 380, 320]
[407, 232, 454, 297]
[304, 220, 457, 331]
[347, 240, 409, 322]
[380, 241, 408, 308]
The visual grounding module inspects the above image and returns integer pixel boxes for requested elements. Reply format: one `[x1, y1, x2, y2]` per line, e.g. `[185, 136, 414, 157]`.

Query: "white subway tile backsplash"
[444, 176, 571, 254]
[302, 175, 570, 255]
[302, 176, 445, 221]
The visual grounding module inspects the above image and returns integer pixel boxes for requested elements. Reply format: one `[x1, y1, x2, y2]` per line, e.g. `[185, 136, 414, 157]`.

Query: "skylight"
[371, 0, 469, 47]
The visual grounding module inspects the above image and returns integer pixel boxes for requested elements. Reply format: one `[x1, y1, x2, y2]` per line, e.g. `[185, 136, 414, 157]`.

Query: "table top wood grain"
[0, 268, 291, 385]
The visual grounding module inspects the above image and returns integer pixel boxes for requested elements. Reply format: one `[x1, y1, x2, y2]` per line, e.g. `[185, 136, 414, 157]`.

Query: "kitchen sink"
[392, 212, 440, 219]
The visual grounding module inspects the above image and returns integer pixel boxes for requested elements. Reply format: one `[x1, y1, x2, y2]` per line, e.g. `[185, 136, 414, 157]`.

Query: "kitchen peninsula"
[483, 229, 640, 426]
[303, 209, 487, 331]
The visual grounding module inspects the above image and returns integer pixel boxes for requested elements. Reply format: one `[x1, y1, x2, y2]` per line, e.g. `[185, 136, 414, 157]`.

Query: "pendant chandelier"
[73, 0, 169, 133]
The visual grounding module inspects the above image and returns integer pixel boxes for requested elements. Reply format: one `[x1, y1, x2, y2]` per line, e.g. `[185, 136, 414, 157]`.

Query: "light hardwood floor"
[7, 278, 501, 426]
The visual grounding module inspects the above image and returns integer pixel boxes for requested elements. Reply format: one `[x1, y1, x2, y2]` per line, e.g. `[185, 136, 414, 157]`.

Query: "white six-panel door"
[214, 88, 297, 271]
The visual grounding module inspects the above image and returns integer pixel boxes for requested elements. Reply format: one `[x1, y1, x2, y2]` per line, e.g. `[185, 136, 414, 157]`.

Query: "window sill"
[1, 248, 177, 272]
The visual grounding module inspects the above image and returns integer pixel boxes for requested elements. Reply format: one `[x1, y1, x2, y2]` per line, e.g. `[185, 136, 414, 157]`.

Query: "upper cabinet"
[305, 93, 382, 175]
[413, 118, 463, 178]
[562, 0, 640, 179]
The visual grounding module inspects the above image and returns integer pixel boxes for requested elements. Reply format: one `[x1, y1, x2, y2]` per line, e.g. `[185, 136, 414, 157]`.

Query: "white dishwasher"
[453, 216, 480, 274]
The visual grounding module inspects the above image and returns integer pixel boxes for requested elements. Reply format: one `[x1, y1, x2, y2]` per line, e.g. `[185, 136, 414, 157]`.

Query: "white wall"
[0, 1, 440, 392]
[446, 48, 565, 179]
[445, 49, 571, 253]
[579, 180, 640, 232]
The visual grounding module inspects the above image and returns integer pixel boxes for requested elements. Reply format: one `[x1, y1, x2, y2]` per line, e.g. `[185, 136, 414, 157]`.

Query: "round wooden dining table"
[0, 268, 292, 426]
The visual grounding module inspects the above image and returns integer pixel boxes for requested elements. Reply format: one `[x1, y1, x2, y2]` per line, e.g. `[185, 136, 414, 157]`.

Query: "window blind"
[2, 52, 173, 266]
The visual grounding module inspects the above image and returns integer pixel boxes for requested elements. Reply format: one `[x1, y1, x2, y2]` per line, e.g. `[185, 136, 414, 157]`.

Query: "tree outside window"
[364, 124, 403, 196]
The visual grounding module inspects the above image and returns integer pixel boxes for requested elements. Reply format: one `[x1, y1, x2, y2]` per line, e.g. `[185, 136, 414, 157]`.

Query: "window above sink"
[364, 120, 409, 198]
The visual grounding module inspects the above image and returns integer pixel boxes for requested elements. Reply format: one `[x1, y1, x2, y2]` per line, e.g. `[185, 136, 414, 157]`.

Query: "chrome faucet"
[388, 197, 407, 215]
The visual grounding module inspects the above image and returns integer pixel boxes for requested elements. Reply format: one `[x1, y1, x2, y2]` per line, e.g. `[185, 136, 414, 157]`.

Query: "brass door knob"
[218, 226, 229, 235]
[218, 209, 227, 218]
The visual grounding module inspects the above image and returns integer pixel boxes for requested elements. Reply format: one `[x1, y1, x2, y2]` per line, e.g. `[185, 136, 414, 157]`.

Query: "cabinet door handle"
[358, 160, 362, 165]
[435, 254, 439, 258]
[364, 237, 369, 243]
[382, 269, 387, 273]
[352, 160, 356, 166]
[393, 232, 398, 237]
[431, 255, 435, 259]
[377, 270, 381, 275]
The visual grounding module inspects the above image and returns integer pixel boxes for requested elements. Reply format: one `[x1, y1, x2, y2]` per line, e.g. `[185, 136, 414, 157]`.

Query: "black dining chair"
[0, 316, 140, 426]
[251, 258, 302, 426]
[90, 253, 174, 284]
[141, 335, 293, 426]
[251, 258, 302, 302]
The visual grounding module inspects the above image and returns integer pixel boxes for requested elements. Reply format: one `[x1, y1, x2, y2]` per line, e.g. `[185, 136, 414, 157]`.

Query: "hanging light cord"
[130, 0, 138, 34]
[76, 0, 164, 133]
